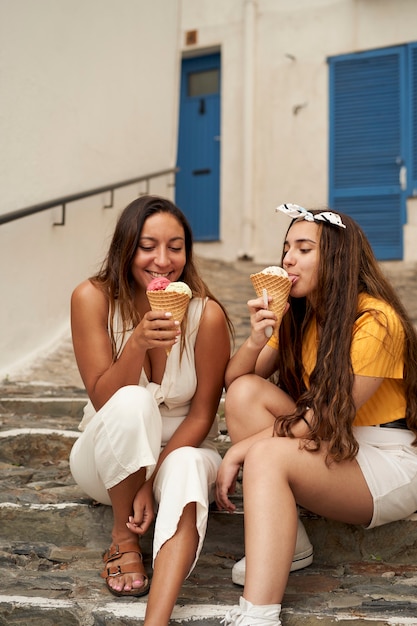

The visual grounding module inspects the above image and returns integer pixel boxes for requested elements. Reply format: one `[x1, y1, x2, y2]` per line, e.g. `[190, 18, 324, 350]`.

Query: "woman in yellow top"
[216, 205, 417, 626]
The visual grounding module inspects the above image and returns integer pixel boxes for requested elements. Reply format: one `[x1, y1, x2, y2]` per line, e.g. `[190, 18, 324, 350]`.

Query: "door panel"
[329, 47, 407, 260]
[176, 54, 221, 241]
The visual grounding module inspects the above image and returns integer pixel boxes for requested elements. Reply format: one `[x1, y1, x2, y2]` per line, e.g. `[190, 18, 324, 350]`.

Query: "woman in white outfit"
[216, 205, 417, 626]
[69, 195, 232, 626]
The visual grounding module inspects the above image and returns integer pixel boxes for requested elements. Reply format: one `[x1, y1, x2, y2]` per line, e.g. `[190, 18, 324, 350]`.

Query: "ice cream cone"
[146, 290, 190, 355]
[250, 272, 291, 332]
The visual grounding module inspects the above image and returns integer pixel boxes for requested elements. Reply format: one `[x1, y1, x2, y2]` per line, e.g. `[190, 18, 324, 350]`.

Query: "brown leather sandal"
[100, 541, 150, 597]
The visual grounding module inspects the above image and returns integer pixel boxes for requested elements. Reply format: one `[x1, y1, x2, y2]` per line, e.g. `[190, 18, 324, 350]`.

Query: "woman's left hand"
[215, 449, 242, 513]
[126, 480, 155, 535]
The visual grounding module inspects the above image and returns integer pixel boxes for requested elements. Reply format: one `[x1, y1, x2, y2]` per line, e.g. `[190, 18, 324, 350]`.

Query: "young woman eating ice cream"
[69, 195, 232, 626]
[216, 205, 417, 626]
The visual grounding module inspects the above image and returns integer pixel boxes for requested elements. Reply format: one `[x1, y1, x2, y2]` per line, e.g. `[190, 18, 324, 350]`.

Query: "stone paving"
[1, 257, 417, 625]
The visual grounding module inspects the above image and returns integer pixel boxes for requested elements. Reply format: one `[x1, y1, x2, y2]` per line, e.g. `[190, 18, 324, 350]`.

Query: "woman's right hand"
[247, 296, 277, 348]
[71, 280, 181, 410]
[224, 296, 285, 388]
[126, 480, 155, 536]
[133, 310, 181, 352]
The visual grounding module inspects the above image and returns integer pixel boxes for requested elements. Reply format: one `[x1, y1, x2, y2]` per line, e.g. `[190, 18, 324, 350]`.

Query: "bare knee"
[107, 385, 159, 438]
[225, 375, 261, 441]
[225, 375, 288, 443]
[226, 374, 256, 407]
[244, 437, 299, 481]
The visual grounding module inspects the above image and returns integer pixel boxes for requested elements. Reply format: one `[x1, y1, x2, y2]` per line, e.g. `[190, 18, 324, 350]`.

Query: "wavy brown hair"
[274, 210, 417, 463]
[90, 195, 233, 359]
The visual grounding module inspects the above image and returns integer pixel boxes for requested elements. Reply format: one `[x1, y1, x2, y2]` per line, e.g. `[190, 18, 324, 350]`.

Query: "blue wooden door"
[176, 53, 221, 240]
[328, 47, 407, 260]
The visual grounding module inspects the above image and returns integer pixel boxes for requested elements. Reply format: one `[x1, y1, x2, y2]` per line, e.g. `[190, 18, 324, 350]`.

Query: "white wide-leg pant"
[69, 385, 222, 573]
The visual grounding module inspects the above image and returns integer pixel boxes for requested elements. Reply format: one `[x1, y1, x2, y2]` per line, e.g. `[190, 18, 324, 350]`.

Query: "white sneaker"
[222, 596, 282, 626]
[231, 518, 313, 586]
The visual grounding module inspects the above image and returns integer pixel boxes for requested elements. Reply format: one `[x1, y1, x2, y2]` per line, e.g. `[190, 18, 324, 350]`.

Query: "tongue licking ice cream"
[146, 278, 192, 354]
[250, 266, 291, 337]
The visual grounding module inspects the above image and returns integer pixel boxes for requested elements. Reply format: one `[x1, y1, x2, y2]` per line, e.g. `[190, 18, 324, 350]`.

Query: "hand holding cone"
[146, 280, 192, 355]
[250, 267, 291, 337]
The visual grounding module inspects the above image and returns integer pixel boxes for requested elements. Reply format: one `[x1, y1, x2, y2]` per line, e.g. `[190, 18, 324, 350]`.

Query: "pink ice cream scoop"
[147, 276, 171, 291]
[146, 276, 192, 356]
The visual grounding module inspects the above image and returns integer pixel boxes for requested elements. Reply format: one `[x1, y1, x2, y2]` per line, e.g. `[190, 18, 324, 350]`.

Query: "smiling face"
[282, 220, 320, 300]
[131, 212, 187, 290]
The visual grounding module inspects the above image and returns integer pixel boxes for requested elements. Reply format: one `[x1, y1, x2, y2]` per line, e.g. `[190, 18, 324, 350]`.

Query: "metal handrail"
[0, 167, 179, 226]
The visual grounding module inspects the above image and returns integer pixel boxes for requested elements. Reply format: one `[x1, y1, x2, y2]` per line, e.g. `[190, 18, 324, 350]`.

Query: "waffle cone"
[146, 290, 191, 355]
[250, 272, 291, 331]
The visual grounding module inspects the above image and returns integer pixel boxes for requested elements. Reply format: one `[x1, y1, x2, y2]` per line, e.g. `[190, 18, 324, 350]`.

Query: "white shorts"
[354, 426, 417, 528]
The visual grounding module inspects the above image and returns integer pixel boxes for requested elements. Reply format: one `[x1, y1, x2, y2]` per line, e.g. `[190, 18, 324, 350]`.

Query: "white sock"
[240, 596, 282, 623]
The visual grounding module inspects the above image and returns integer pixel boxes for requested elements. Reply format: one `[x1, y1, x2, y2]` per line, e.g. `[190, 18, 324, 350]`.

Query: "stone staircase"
[1, 382, 417, 625]
[2, 257, 417, 624]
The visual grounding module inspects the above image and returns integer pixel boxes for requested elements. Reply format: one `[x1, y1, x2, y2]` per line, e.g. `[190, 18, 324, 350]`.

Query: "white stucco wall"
[0, 0, 180, 376]
[2, 0, 416, 375]
[184, 0, 417, 264]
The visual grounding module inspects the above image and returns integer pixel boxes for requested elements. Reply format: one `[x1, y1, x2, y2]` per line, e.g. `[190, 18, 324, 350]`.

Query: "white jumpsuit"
[69, 297, 222, 573]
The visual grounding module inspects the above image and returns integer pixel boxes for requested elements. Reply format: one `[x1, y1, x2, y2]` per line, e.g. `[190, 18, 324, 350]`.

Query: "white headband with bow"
[275, 203, 346, 229]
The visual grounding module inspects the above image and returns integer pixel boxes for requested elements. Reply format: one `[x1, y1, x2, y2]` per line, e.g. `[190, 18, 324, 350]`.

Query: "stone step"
[0, 597, 416, 626]
[1, 523, 417, 626]
[1, 394, 417, 624]
[1, 424, 417, 564]
[2, 497, 417, 567]
[0, 394, 86, 420]
[1, 418, 417, 565]
[1, 556, 417, 625]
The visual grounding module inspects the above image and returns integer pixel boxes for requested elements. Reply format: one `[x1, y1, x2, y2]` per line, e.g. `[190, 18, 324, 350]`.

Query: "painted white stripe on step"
[283, 612, 417, 625]
[0, 597, 232, 620]
[0, 596, 74, 609]
[1, 499, 414, 522]
[0, 502, 81, 511]
[97, 603, 231, 619]
[0, 428, 79, 438]
[0, 597, 416, 623]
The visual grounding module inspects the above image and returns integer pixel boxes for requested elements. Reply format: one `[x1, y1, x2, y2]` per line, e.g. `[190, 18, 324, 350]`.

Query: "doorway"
[176, 53, 221, 241]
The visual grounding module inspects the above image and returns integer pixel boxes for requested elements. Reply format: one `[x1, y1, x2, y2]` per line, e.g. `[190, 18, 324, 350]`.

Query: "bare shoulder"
[72, 278, 101, 300]
[198, 299, 230, 342]
[72, 279, 106, 307]
[196, 298, 230, 367]
[202, 298, 228, 325]
[71, 279, 108, 325]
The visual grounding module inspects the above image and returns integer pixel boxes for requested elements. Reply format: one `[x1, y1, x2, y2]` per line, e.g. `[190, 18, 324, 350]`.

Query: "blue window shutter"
[328, 47, 405, 260]
[409, 43, 417, 195]
[331, 51, 402, 188]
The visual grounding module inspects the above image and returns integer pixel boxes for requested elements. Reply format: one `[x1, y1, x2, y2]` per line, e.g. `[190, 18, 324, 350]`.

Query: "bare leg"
[105, 468, 148, 594]
[144, 502, 198, 626]
[225, 374, 295, 443]
[242, 436, 373, 605]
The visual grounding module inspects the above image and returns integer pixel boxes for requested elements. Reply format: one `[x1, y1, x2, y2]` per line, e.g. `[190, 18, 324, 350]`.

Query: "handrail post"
[103, 190, 114, 209]
[53, 204, 66, 226]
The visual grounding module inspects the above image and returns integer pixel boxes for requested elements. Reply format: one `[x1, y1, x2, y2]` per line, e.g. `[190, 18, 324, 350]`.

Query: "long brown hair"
[275, 210, 417, 462]
[90, 195, 233, 358]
